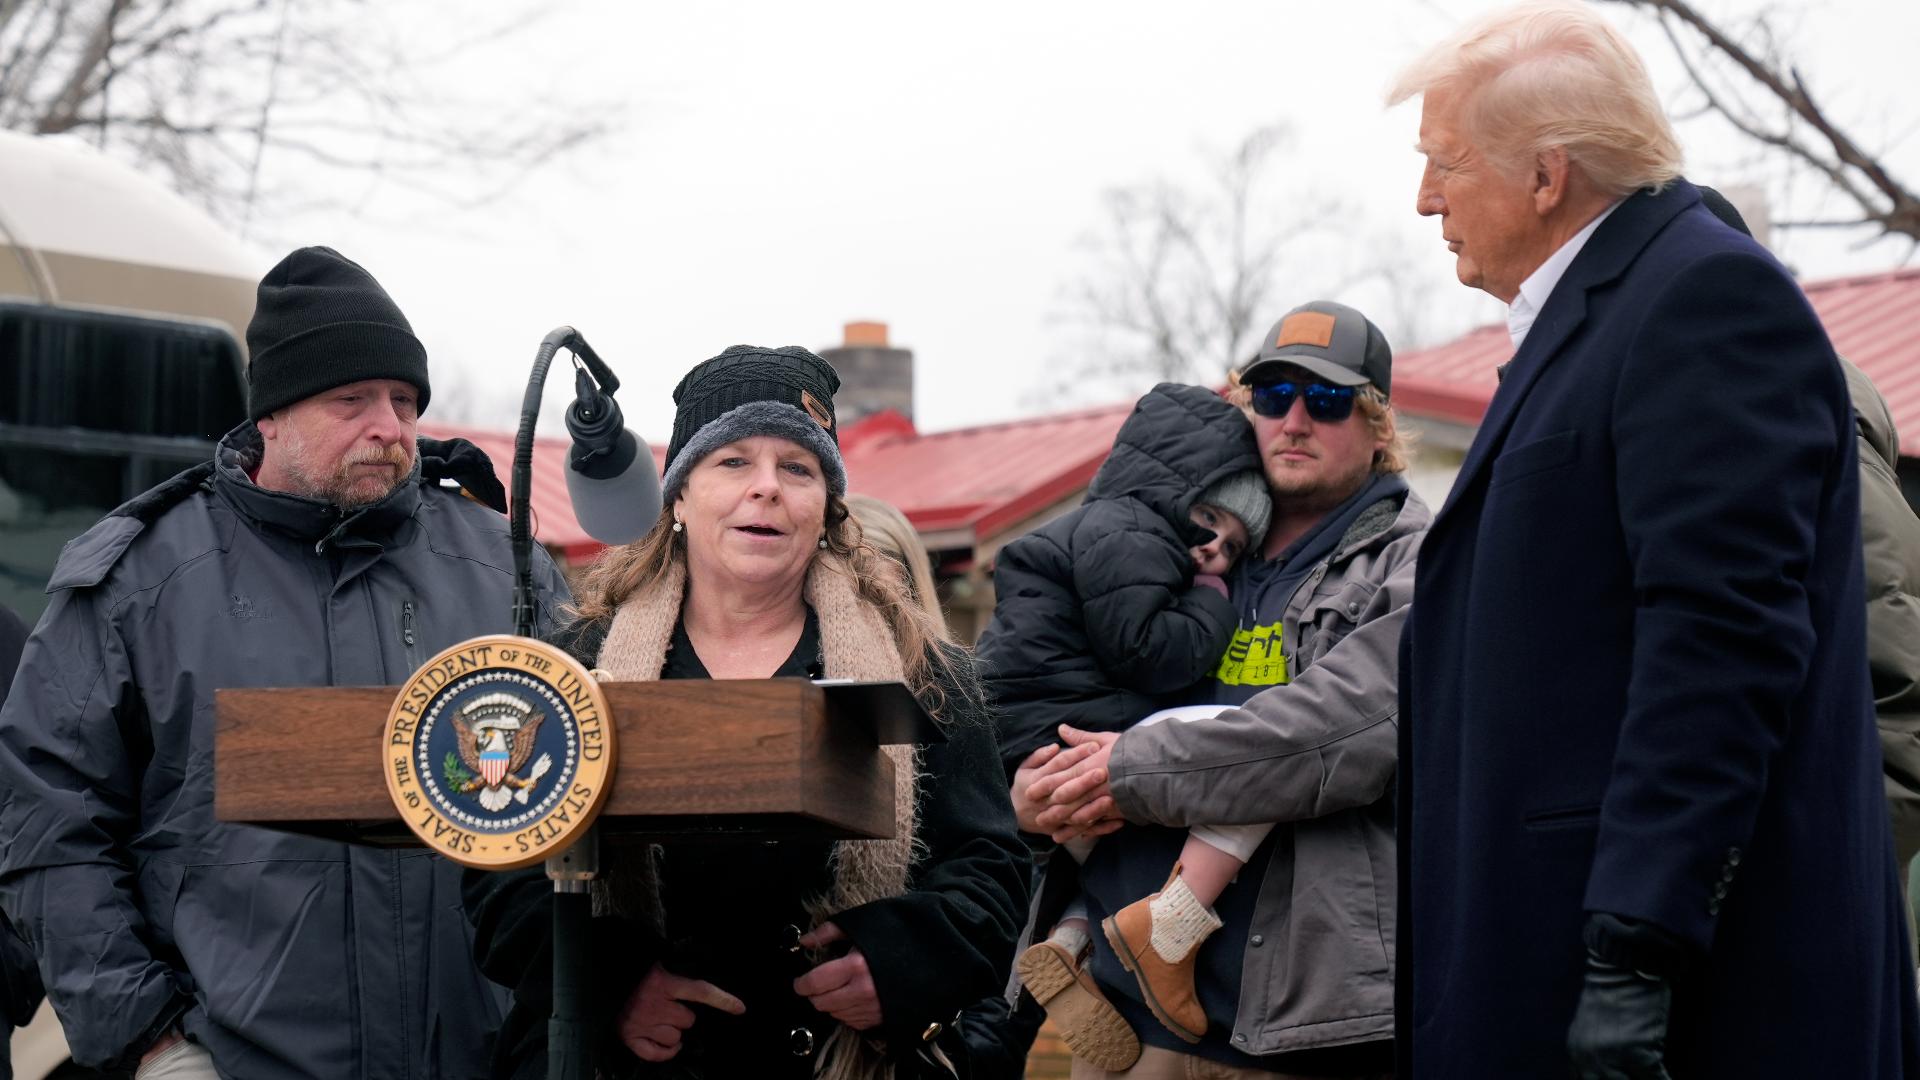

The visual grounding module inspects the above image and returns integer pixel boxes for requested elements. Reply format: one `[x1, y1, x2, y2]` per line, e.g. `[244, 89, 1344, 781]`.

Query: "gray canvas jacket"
[1105, 485, 1428, 1055]
[1845, 359, 1920, 884]
[0, 424, 569, 1078]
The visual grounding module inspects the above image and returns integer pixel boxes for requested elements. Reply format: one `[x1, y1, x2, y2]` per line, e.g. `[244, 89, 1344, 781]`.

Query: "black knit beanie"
[246, 246, 430, 419]
[661, 345, 845, 500]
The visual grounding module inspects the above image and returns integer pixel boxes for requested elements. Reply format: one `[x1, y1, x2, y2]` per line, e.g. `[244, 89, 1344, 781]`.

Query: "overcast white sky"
[275, 0, 1920, 440]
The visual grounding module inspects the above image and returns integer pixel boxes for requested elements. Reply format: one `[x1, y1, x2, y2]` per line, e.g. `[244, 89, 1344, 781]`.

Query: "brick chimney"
[821, 320, 914, 424]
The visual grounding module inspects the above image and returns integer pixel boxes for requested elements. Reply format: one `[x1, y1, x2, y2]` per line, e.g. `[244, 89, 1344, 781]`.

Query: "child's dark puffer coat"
[976, 382, 1263, 776]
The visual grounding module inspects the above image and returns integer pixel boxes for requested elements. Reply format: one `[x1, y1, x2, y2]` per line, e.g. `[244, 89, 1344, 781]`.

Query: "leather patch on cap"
[1276, 312, 1336, 349]
[801, 390, 834, 431]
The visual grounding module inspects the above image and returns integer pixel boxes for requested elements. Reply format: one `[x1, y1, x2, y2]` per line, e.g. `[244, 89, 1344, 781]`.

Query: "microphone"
[512, 327, 661, 637]
[509, 327, 662, 1080]
[563, 363, 661, 546]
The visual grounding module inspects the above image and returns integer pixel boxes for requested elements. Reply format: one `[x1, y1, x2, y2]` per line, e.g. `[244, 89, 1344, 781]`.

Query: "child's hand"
[1193, 573, 1229, 599]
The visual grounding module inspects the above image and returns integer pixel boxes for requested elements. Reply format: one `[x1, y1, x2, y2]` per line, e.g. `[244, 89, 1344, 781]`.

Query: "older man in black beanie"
[0, 247, 569, 1079]
[247, 245, 433, 508]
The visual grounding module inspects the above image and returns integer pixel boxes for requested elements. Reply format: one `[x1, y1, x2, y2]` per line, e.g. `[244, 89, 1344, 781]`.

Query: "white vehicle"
[0, 129, 260, 1080]
[0, 129, 259, 624]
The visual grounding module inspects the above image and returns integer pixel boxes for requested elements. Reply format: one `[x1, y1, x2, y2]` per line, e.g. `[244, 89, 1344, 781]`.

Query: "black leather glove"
[417, 436, 508, 511]
[1566, 948, 1673, 1079]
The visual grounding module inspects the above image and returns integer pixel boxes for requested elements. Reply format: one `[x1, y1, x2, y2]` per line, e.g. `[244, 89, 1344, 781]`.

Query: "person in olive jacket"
[1697, 186, 1920, 941]
[1850, 359, 1920, 915]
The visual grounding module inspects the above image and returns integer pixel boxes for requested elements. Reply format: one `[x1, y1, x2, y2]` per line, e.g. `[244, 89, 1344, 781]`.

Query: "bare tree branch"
[36, 0, 130, 136]
[1605, 0, 1920, 244]
[1049, 124, 1423, 404]
[237, 0, 288, 236]
[0, 0, 619, 236]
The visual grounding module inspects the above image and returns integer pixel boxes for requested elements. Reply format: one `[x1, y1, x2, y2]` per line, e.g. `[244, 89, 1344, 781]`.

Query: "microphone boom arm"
[511, 326, 596, 637]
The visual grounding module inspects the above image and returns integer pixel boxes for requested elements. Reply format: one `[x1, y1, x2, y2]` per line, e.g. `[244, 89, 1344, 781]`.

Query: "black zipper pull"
[401, 601, 417, 648]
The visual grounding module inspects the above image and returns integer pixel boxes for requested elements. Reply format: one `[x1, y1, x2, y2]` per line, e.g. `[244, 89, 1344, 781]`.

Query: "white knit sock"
[1147, 874, 1222, 962]
[1050, 919, 1092, 961]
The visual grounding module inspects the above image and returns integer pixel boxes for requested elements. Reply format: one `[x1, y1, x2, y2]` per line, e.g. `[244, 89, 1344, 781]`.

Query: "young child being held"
[975, 382, 1271, 1069]
[1093, 708, 1277, 1047]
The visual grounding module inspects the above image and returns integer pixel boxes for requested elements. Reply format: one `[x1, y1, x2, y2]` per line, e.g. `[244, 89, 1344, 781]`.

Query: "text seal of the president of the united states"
[383, 634, 614, 870]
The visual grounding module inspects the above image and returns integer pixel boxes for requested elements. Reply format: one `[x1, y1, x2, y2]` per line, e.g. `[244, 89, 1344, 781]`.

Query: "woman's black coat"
[463, 618, 1029, 1078]
[975, 382, 1262, 775]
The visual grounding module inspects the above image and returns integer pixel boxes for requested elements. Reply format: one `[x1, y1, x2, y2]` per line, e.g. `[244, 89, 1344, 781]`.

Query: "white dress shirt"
[1507, 200, 1623, 351]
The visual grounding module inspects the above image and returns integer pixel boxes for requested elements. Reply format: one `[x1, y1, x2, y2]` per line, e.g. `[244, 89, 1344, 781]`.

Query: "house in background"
[433, 276, 1920, 643]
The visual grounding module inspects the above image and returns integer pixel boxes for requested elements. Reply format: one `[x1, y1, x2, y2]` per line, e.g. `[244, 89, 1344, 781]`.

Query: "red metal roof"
[424, 401, 1137, 562]
[419, 422, 667, 562]
[841, 404, 1131, 539]
[1393, 268, 1920, 456]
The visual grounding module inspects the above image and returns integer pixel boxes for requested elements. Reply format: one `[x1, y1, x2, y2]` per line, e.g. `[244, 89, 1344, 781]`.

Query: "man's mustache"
[343, 442, 412, 470]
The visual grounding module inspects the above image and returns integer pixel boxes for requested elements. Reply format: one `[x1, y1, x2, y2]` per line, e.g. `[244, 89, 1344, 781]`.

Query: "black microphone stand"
[511, 325, 619, 1079]
[513, 326, 619, 636]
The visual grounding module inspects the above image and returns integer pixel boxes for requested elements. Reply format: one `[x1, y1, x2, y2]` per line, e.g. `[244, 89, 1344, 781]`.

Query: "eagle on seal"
[451, 693, 553, 812]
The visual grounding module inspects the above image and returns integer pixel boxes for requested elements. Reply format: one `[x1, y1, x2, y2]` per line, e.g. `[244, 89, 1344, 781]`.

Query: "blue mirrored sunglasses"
[1249, 381, 1358, 422]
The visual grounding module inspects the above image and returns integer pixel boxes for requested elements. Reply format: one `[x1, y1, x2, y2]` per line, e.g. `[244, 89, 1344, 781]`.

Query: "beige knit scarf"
[592, 554, 925, 1079]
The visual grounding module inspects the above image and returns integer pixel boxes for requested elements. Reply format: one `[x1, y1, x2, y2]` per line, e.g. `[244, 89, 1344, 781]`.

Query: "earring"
[818, 536, 828, 549]
[672, 520, 683, 533]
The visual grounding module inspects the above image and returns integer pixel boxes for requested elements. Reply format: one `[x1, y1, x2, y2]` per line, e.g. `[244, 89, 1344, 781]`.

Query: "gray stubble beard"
[275, 425, 414, 510]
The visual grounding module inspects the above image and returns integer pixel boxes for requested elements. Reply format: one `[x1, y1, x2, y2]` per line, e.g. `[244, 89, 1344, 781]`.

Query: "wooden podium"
[214, 676, 938, 844]
[214, 670, 938, 1077]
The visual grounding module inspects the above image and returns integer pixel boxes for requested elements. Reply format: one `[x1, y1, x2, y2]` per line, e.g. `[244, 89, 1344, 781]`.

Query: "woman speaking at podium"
[465, 346, 1029, 1078]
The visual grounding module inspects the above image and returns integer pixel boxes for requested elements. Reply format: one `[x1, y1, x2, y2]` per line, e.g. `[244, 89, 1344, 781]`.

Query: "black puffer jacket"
[976, 383, 1262, 776]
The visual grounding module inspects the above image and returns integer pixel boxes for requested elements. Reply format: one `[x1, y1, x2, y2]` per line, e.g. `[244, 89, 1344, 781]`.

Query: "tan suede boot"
[1100, 866, 1218, 1043]
[1015, 939, 1142, 1071]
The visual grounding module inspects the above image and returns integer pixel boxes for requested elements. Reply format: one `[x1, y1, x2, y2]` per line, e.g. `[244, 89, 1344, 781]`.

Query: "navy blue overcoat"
[1397, 180, 1920, 1077]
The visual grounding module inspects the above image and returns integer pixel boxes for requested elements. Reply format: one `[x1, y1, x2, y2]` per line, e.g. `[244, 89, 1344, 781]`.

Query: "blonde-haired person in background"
[846, 496, 1052, 1078]
[847, 494, 950, 640]
[1390, 2, 1919, 1077]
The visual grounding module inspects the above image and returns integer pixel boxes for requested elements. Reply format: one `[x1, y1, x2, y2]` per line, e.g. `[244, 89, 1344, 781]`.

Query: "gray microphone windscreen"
[565, 447, 661, 546]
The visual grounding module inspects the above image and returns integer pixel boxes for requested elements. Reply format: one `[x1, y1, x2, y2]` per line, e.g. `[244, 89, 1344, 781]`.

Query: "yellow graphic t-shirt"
[1214, 621, 1288, 687]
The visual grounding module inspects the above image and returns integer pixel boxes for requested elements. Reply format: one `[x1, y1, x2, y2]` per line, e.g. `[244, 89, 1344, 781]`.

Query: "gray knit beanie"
[660, 345, 846, 502]
[1196, 470, 1272, 553]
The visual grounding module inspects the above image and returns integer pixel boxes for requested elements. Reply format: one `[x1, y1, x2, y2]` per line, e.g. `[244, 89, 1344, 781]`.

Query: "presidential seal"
[383, 635, 614, 870]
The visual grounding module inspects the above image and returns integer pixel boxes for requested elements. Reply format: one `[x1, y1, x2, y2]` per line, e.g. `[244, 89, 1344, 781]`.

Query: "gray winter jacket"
[1104, 484, 1428, 1055]
[0, 424, 569, 1078]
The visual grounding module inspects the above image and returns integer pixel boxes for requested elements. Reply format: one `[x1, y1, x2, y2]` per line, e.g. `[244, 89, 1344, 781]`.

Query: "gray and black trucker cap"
[1239, 300, 1392, 397]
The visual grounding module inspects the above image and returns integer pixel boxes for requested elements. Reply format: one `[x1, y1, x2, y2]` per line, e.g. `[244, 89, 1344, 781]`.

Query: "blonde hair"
[1387, 0, 1682, 197]
[569, 494, 961, 707]
[846, 494, 951, 642]
[1225, 368, 1412, 475]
